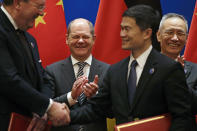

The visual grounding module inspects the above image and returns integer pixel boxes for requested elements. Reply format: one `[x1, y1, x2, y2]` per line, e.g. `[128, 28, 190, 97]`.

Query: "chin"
[122, 46, 130, 50]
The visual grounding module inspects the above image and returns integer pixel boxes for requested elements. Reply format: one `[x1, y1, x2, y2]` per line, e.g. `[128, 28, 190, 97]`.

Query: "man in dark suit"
[69, 5, 194, 131]
[157, 13, 197, 126]
[45, 18, 109, 131]
[0, 0, 70, 130]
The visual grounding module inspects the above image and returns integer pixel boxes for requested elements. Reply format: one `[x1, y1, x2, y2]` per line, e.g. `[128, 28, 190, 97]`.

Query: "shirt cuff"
[67, 92, 77, 106]
[46, 99, 53, 112]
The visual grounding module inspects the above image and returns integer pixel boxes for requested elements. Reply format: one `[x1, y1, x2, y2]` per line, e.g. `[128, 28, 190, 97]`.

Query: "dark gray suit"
[184, 61, 197, 115]
[45, 56, 109, 131]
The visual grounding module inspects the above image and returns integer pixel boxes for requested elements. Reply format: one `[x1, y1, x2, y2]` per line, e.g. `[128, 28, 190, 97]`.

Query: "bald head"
[67, 18, 94, 37]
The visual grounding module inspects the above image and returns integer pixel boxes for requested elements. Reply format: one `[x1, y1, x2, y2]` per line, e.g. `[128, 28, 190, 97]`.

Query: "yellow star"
[56, 0, 64, 10]
[35, 13, 47, 28]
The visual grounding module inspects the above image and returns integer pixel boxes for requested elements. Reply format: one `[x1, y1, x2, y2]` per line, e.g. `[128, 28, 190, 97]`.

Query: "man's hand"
[47, 102, 70, 126]
[84, 75, 99, 98]
[27, 114, 48, 131]
[71, 76, 88, 100]
[177, 55, 185, 67]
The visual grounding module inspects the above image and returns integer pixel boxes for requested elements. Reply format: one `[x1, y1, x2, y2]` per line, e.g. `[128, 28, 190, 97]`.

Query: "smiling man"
[69, 5, 195, 131]
[45, 18, 109, 131]
[0, 0, 70, 130]
[157, 13, 197, 128]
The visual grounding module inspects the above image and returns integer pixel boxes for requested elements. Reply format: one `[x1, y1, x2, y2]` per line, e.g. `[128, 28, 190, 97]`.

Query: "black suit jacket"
[45, 56, 109, 131]
[0, 9, 51, 130]
[184, 61, 197, 114]
[71, 48, 194, 131]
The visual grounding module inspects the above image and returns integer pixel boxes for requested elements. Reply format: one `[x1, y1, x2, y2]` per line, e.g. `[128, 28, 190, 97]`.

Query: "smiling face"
[15, 0, 45, 30]
[157, 17, 187, 59]
[66, 19, 95, 61]
[120, 17, 152, 58]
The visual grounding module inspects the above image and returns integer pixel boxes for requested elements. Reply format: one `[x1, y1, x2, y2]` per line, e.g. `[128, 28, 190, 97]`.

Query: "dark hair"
[123, 4, 161, 51]
[3, 0, 29, 6]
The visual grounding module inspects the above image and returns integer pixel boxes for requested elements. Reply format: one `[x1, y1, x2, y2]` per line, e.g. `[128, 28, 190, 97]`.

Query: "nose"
[120, 30, 126, 38]
[171, 34, 179, 41]
[78, 37, 85, 43]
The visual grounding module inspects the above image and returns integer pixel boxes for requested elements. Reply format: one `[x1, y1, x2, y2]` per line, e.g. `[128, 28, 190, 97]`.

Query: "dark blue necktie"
[128, 60, 138, 106]
[76, 62, 87, 105]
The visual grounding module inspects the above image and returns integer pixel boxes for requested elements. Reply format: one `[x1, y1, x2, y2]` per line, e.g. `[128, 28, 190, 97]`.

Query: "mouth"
[75, 45, 87, 48]
[168, 43, 180, 48]
[122, 39, 130, 43]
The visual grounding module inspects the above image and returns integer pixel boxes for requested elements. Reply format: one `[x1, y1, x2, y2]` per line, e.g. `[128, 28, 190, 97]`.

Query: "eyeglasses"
[68, 34, 93, 41]
[163, 30, 187, 39]
[29, 0, 45, 11]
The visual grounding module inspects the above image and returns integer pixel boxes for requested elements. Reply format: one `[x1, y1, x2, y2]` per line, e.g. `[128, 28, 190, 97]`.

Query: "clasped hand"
[27, 102, 70, 131]
[71, 75, 99, 100]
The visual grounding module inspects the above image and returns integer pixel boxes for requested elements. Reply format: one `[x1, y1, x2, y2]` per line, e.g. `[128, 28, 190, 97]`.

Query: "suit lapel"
[130, 49, 158, 111]
[0, 9, 37, 85]
[184, 61, 192, 78]
[89, 58, 101, 82]
[117, 57, 131, 111]
[61, 57, 76, 91]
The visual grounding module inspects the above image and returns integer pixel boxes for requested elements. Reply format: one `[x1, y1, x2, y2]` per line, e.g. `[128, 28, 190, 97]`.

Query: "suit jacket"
[71, 48, 194, 131]
[45, 56, 109, 131]
[0, 9, 51, 130]
[184, 61, 197, 115]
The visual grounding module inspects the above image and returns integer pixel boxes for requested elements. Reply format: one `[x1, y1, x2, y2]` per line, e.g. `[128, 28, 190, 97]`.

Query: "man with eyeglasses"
[157, 13, 197, 130]
[45, 18, 109, 131]
[0, 0, 70, 130]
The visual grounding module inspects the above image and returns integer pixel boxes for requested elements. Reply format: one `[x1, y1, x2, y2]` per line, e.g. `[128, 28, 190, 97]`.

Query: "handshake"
[27, 75, 99, 131]
[27, 102, 70, 131]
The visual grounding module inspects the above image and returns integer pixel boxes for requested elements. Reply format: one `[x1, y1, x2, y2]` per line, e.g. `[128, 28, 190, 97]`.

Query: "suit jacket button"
[134, 118, 139, 121]
[78, 125, 85, 131]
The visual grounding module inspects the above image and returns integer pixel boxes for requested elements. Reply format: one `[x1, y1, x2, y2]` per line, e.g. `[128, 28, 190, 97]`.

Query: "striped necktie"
[76, 62, 87, 105]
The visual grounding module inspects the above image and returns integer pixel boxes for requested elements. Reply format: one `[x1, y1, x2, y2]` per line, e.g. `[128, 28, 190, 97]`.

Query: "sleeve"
[165, 62, 192, 131]
[70, 68, 113, 124]
[0, 30, 49, 117]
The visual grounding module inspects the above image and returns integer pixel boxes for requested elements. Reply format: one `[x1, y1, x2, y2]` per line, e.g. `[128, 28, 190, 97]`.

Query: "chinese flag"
[28, 0, 70, 67]
[93, 0, 130, 64]
[184, 1, 197, 63]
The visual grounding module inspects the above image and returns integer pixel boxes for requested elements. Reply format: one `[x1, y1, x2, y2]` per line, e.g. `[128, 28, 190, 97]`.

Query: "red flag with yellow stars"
[28, 0, 69, 67]
[93, 0, 130, 64]
[184, 1, 197, 63]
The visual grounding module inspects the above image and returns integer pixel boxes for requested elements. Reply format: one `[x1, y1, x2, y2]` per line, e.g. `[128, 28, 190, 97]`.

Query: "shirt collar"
[129, 45, 152, 68]
[1, 5, 18, 30]
[71, 54, 92, 66]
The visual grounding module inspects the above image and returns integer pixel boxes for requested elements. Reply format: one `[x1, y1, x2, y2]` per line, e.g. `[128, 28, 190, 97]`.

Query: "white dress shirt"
[128, 45, 152, 86]
[67, 55, 92, 106]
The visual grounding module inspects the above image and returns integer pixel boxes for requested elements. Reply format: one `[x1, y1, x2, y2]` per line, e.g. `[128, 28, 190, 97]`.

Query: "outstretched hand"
[47, 102, 70, 126]
[71, 76, 88, 100]
[177, 55, 185, 67]
[27, 113, 48, 131]
[84, 75, 99, 98]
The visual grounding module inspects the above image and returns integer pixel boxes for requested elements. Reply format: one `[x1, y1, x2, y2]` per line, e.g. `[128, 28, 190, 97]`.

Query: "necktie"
[76, 62, 87, 105]
[16, 30, 38, 88]
[128, 60, 138, 106]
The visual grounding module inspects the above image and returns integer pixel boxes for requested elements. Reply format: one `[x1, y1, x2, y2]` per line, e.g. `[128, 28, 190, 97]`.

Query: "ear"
[92, 34, 96, 44]
[156, 30, 161, 43]
[66, 34, 69, 45]
[143, 28, 152, 40]
[13, 0, 22, 9]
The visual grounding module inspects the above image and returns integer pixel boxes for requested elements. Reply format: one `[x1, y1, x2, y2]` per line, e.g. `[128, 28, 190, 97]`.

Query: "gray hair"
[159, 13, 188, 32]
